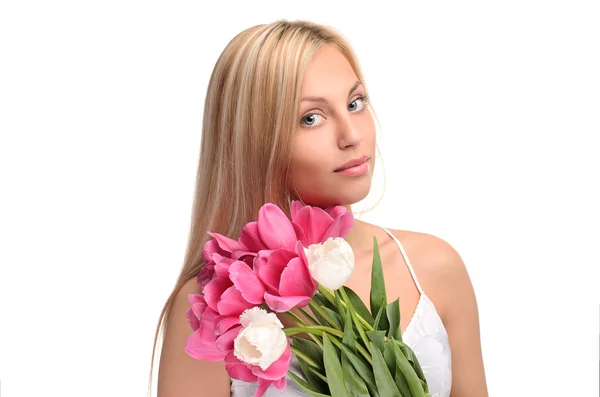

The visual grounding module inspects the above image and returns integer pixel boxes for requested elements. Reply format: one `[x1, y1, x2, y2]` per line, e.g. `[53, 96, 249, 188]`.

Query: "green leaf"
[288, 371, 332, 397]
[321, 307, 343, 330]
[391, 337, 427, 396]
[370, 341, 401, 397]
[313, 292, 337, 312]
[370, 237, 389, 330]
[292, 338, 324, 369]
[308, 366, 329, 383]
[322, 333, 348, 397]
[340, 286, 374, 326]
[394, 340, 427, 387]
[335, 290, 346, 325]
[366, 330, 386, 354]
[372, 304, 385, 330]
[339, 344, 379, 397]
[393, 357, 412, 397]
[309, 301, 340, 330]
[383, 342, 396, 375]
[342, 304, 357, 354]
[341, 351, 371, 397]
[386, 298, 401, 341]
[297, 358, 328, 394]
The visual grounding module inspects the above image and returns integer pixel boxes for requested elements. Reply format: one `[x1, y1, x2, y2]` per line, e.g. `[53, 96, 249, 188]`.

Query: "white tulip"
[304, 237, 355, 290]
[233, 307, 288, 370]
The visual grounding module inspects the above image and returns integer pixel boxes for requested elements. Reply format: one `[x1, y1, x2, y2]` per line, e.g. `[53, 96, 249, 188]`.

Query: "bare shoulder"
[387, 229, 489, 396]
[387, 230, 466, 281]
[385, 229, 472, 321]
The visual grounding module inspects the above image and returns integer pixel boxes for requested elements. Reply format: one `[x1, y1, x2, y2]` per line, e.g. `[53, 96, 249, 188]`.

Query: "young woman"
[151, 19, 488, 397]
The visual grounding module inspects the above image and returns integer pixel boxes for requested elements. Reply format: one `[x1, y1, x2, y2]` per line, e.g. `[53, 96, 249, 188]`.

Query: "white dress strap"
[381, 228, 424, 295]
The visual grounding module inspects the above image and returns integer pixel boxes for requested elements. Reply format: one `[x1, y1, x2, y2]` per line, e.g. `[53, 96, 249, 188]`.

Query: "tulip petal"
[251, 344, 291, 380]
[322, 211, 354, 240]
[186, 307, 200, 331]
[238, 221, 267, 252]
[215, 325, 242, 354]
[293, 205, 333, 244]
[188, 293, 206, 305]
[229, 261, 266, 304]
[325, 205, 348, 219]
[290, 200, 305, 220]
[215, 315, 241, 334]
[189, 300, 208, 325]
[292, 222, 308, 247]
[272, 376, 287, 391]
[256, 378, 273, 396]
[203, 276, 231, 312]
[224, 353, 258, 382]
[185, 331, 225, 361]
[217, 286, 254, 316]
[202, 239, 223, 262]
[197, 262, 216, 288]
[225, 351, 243, 365]
[257, 204, 297, 251]
[278, 257, 316, 298]
[208, 232, 243, 253]
[214, 256, 236, 278]
[255, 250, 295, 293]
[264, 292, 311, 312]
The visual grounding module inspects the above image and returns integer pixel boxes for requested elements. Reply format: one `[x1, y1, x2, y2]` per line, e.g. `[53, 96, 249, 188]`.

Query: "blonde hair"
[148, 18, 385, 394]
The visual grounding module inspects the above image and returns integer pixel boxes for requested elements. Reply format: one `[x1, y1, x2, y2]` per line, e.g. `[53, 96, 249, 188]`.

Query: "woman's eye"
[301, 113, 323, 127]
[348, 97, 366, 111]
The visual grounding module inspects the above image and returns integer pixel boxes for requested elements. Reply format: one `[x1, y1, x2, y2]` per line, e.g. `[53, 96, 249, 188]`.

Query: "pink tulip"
[254, 241, 317, 312]
[290, 200, 354, 246]
[202, 256, 264, 317]
[185, 294, 241, 361]
[238, 204, 299, 254]
[225, 344, 291, 397]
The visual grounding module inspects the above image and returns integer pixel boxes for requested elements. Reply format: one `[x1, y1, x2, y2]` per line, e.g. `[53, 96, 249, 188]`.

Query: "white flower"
[304, 237, 355, 290]
[233, 307, 288, 370]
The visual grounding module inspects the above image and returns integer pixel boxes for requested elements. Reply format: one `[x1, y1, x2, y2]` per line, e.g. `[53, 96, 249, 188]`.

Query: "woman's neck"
[342, 214, 374, 255]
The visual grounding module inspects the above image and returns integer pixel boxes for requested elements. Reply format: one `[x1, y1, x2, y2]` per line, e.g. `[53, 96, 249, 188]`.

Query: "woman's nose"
[337, 115, 363, 149]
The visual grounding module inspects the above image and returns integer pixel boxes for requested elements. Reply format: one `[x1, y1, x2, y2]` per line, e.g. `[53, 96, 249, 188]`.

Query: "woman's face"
[289, 44, 376, 208]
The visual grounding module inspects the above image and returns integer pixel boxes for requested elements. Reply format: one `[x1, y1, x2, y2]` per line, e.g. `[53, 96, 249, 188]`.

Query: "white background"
[1, 1, 599, 396]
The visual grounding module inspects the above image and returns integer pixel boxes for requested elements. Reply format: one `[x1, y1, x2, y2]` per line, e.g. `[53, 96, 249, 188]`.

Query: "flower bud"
[304, 237, 355, 290]
[233, 307, 288, 370]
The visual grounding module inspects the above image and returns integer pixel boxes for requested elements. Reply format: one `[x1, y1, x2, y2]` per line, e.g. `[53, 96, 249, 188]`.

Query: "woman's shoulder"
[378, 226, 472, 321]
[386, 228, 464, 275]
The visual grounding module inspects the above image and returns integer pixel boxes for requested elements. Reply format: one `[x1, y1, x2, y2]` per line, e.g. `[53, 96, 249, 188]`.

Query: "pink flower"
[224, 307, 291, 397]
[238, 203, 299, 253]
[225, 346, 290, 396]
[254, 241, 317, 312]
[184, 294, 242, 361]
[237, 201, 354, 254]
[290, 200, 354, 246]
[203, 255, 266, 317]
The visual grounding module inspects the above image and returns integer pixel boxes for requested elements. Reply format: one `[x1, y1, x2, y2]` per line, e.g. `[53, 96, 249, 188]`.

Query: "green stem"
[281, 310, 307, 327]
[290, 345, 321, 370]
[308, 333, 323, 349]
[298, 307, 319, 325]
[308, 300, 340, 330]
[284, 326, 344, 339]
[317, 285, 337, 307]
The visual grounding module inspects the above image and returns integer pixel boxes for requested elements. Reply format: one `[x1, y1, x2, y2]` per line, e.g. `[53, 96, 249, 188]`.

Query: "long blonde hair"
[148, 18, 383, 394]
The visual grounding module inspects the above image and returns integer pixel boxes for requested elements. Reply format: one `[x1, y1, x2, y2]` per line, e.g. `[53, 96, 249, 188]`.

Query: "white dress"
[231, 228, 452, 397]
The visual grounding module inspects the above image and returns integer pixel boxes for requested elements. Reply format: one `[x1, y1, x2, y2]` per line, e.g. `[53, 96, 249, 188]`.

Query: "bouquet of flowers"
[185, 201, 431, 397]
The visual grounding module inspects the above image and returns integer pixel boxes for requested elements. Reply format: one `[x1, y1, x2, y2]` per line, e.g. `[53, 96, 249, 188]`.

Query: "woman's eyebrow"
[301, 80, 363, 103]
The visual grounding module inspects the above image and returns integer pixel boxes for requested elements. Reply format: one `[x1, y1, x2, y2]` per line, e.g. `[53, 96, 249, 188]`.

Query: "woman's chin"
[298, 184, 372, 208]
